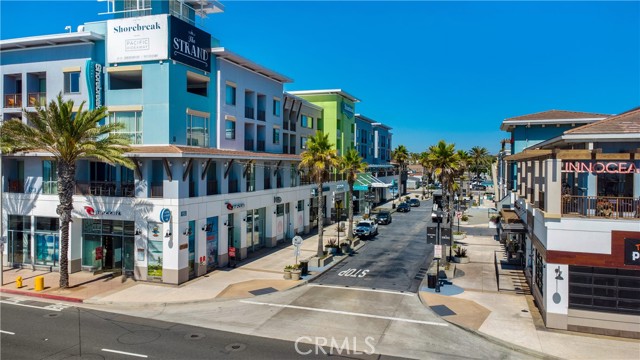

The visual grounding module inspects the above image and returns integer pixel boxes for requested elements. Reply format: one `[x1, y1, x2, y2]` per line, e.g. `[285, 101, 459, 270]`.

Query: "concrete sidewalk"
[418, 205, 640, 360]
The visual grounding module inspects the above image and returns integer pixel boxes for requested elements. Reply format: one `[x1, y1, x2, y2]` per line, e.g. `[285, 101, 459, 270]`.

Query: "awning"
[354, 173, 390, 191]
[501, 222, 528, 233]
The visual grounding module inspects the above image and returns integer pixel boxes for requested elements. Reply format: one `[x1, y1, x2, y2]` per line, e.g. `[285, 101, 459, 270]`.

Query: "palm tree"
[456, 149, 471, 196]
[427, 140, 460, 207]
[339, 149, 367, 242]
[469, 146, 491, 178]
[0, 94, 133, 288]
[392, 145, 409, 194]
[299, 131, 339, 257]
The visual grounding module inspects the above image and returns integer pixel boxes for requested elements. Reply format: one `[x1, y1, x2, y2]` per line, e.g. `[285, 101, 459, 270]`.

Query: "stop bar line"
[240, 300, 448, 327]
[308, 284, 415, 296]
[102, 349, 148, 358]
[1, 330, 15, 335]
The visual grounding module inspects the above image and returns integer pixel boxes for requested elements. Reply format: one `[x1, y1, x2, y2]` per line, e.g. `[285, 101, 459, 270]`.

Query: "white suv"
[353, 220, 378, 238]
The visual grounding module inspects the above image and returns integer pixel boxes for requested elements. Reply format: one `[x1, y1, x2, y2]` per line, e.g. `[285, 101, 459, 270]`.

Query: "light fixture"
[202, 223, 212, 232]
[555, 266, 564, 280]
[165, 230, 172, 238]
[183, 228, 192, 236]
[223, 221, 228, 226]
[134, 228, 142, 236]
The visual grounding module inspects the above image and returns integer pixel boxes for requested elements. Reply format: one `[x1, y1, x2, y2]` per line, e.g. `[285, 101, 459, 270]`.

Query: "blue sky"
[2, 1, 638, 154]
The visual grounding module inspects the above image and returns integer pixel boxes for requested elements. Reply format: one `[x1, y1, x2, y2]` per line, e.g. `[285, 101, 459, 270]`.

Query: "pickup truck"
[353, 220, 378, 238]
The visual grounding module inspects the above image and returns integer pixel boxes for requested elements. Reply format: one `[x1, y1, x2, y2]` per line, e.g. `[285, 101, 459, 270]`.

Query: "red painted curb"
[0, 288, 84, 303]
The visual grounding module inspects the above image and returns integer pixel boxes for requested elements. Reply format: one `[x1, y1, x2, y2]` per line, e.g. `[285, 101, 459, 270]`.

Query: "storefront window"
[8, 215, 31, 264]
[598, 172, 633, 197]
[35, 217, 59, 266]
[147, 236, 163, 278]
[569, 266, 640, 315]
[82, 234, 102, 268]
[535, 251, 544, 296]
[206, 217, 218, 270]
[246, 208, 265, 253]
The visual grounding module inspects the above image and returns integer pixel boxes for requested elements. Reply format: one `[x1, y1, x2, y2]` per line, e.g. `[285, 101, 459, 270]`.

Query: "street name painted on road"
[338, 268, 369, 278]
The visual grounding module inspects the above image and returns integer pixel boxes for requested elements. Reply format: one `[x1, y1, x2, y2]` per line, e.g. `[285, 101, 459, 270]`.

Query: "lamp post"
[432, 209, 444, 292]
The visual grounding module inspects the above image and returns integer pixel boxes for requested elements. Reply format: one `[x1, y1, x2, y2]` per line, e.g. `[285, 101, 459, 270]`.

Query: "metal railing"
[150, 182, 163, 198]
[257, 140, 265, 152]
[75, 181, 135, 197]
[244, 139, 254, 151]
[257, 110, 266, 121]
[561, 195, 639, 219]
[289, 146, 296, 154]
[245, 107, 254, 119]
[290, 122, 296, 131]
[538, 191, 545, 212]
[28, 92, 46, 107]
[4, 94, 22, 108]
[42, 181, 57, 195]
[283, 145, 289, 154]
[229, 180, 239, 193]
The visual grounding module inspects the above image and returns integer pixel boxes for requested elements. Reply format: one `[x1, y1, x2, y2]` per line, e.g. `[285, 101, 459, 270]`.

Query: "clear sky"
[1, 1, 638, 154]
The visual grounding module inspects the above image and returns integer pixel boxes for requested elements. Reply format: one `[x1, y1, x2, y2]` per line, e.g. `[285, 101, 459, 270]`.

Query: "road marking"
[0, 300, 62, 311]
[338, 268, 369, 278]
[101, 349, 148, 358]
[240, 300, 447, 327]
[1, 330, 15, 335]
[308, 284, 414, 296]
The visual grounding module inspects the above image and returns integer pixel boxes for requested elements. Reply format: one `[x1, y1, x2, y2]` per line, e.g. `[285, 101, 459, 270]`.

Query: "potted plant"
[283, 265, 293, 280]
[453, 231, 465, 241]
[488, 215, 498, 228]
[324, 238, 339, 255]
[291, 264, 302, 280]
[453, 246, 469, 263]
[460, 214, 469, 225]
[340, 241, 350, 254]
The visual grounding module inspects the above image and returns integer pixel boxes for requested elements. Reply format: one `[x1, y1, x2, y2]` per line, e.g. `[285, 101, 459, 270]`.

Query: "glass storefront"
[206, 216, 218, 271]
[147, 222, 163, 279]
[8, 215, 31, 265]
[246, 208, 265, 253]
[35, 217, 59, 266]
[188, 220, 195, 279]
[82, 219, 134, 272]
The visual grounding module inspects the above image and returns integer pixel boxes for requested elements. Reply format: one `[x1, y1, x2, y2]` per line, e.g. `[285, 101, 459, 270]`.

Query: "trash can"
[392, 203, 396, 209]
[427, 274, 437, 289]
[299, 260, 309, 276]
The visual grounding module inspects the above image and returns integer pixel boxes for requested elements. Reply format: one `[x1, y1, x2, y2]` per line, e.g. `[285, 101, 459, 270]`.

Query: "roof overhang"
[288, 89, 360, 103]
[212, 47, 292, 83]
[0, 32, 104, 51]
[183, 0, 224, 15]
[499, 118, 605, 131]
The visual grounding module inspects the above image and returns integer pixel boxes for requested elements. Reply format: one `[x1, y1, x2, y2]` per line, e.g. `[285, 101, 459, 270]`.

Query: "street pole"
[0, 151, 4, 287]
[436, 211, 441, 293]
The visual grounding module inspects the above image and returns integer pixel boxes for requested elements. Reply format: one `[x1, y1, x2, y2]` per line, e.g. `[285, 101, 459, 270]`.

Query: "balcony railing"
[42, 181, 57, 195]
[75, 181, 135, 197]
[257, 110, 266, 121]
[264, 177, 271, 190]
[244, 139, 254, 151]
[150, 182, 163, 198]
[245, 107, 254, 119]
[283, 121, 289, 130]
[7, 179, 24, 193]
[257, 140, 265, 152]
[4, 94, 22, 108]
[207, 180, 218, 196]
[561, 195, 639, 219]
[28, 92, 46, 107]
[300, 176, 313, 186]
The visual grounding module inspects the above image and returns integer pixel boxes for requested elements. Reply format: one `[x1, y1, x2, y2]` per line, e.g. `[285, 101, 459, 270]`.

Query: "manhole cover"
[185, 333, 205, 340]
[224, 343, 246, 352]
[44, 313, 61, 318]
[117, 330, 161, 345]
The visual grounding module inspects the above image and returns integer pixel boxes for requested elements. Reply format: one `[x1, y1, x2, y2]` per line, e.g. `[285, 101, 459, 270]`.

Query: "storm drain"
[184, 333, 205, 340]
[414, 267, 428, 280]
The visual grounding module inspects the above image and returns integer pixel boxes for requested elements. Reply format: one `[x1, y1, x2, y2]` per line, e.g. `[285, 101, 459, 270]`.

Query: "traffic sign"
[228, 247, 236, 258]
[292, 236, 303, 247]
[434, 245, 443, 259]
[456, 211, 462, 219]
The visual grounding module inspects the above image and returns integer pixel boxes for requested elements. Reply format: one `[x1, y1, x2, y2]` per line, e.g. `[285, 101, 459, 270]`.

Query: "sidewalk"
[418, 205, 640, 360]
[0, 199, 399, 305]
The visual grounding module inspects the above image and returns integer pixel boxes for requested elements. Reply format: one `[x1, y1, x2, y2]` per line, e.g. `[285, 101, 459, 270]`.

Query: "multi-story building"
[500, 108, 640, 338]
[283, 92, 322, 155]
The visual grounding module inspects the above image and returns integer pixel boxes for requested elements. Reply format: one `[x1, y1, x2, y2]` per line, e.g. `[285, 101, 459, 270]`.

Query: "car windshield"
[357, 222, 371, 227]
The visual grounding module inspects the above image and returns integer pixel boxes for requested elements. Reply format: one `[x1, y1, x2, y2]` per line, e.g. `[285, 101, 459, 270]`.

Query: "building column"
[545, 159, 562, 215]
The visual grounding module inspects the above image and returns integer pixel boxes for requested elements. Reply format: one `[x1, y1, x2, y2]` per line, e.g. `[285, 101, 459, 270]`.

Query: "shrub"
[461, 215, 469, 222]
[454, 247, 468, 257]
[325, 238, 339, 248]
[489, 215, 498, 222]
[453, 231, 465, 236]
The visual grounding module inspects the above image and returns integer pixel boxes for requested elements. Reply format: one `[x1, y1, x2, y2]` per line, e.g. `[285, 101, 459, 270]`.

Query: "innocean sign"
[562, 161, 640, 174]
[107, 15, 168, 64]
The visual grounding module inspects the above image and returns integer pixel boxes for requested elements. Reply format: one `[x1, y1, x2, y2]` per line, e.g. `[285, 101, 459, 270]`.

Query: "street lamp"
[431, 209, 444, 292]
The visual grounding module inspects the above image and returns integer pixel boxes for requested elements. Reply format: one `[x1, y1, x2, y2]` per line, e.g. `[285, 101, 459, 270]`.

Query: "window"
[225, 119, 236, 140]
[108, 111, 142, 144]
[273, 128, 280, 144]
[109, 69, 142, 90]
[246, 163, 255, 192]
[276, 204, 284, 217]
[290, 164, 298, 187]
[187, 71, 208, 96]
[186, 113, 209, 147]
[300, 137, 308, 149]
[535, 251, 544, 296]
[42, 160, 57, 195]
[301, 115, 313, 129]
[569, 266, 640, 315]
[225, 84, 236, 105]
[64, 71, 80, 94]
[297, 200, 304, 212]
[273, 98, 281, 117]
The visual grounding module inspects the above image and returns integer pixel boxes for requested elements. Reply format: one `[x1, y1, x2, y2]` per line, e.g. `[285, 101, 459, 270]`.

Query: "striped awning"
[354, 173, 390, 191]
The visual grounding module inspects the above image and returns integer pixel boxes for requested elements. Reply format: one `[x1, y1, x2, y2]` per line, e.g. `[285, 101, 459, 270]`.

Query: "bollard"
[35, 276, 44, 291]
[16, 276, 23, 288]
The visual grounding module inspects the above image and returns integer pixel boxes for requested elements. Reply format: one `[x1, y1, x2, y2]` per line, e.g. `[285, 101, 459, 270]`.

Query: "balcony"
[75, 181, 135, 197]
[257, 140, 265, 152]
[7, 179, 24, 193]
[245, 107, 254, 119]
[561, 195, 639, 220]
[290, 122, 296, 131]
[189, 181, 197, 197]
[28, 92, 46, 107]
[283, 121, 289, 131]
[4, 94, 22, 108]
[257, 109, 266, 121]
[229, 179, 239, 193]
[538, 191, 545, 212]
[264, 178, 271, 190]
[42, 181, 57, 195]
[244, 139, 254, 151]
[207, 180, 218, 196]
[289, 146, 296, 154]
[283, 145, 289, 154]
[150, 182, 163, 198]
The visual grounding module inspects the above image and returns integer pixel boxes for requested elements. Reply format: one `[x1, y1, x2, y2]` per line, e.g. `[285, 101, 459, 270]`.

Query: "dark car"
[409, 198, 421, 207]
[396, 202, 411, 212]
[376, 211, 392, 225]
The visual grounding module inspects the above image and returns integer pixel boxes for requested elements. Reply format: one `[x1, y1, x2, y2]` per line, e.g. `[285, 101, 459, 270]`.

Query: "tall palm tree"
[0, 94, 133, 288]
[392, 145, 409, 194]
[299, 131, 339, 257]
[469, 146, 491, 178]
[427, 140, 460, 207]
[339, 149, 367, 242]
[456, 149, 471, 195]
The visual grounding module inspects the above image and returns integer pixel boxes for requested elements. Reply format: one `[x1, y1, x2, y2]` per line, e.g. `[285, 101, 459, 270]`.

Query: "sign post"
[456, 211, 462, 233]
[292, 236, 303, 264]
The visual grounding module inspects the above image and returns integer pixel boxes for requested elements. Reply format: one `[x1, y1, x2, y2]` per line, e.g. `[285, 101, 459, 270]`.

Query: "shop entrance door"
[123, 237, 135, 274]
[102, 236, 122, 271]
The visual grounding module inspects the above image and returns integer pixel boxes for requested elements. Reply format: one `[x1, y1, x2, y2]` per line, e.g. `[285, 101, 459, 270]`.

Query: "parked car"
[353, 220, 378, 238]
[376, 211, 392, 225]
[409, 198, 421, 207]
[396, 202, 411, 212]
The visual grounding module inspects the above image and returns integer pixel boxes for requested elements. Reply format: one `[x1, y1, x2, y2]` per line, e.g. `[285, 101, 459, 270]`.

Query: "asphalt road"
[312, 198, 435, 293]
[0, 296, 404, 359]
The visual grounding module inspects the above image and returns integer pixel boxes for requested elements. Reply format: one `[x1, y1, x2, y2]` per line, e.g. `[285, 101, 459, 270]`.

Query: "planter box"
[488, 221, 497, 229]
[310, 255, 334, 267]
[291, 270, 301, 280]
[283, 270, 292, 280]
[453, 256, 470, 264]
[453, 234, 465, 241]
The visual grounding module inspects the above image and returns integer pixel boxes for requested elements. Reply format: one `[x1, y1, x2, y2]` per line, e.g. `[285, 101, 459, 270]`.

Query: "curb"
[0, 288, 84, 303]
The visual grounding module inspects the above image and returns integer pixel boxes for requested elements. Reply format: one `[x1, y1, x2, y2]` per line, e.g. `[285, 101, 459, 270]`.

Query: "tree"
[339, 149, 367, 242]
[299, 131, 339, 257]
[469, 146, 491, 178]
[456, 149, 471, 195]
[0, 94, 133, 288]
[427, 140, 460, 208]
[392, 145, 410, 194]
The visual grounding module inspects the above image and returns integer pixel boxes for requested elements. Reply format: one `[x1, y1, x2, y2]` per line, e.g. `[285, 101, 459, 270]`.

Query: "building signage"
[311, 186, 331, 196]
[341, 102, 354, 119]
[441, 227, 452, 246]
[624, 238, 640, 266]
[84, 206, 121, 217]
[562, 161, 640, 174]
[159, 208, 171, 223]
[274, 196, 282, 204]
[170, 16, 211, 72]
[86, 60, 103, 109]
[434, 245, 443, 260]
[225, 202, 245, 211]
[336, 184, 345, 192]
[107, 15, 168, 64]
[426, 226, 437, 245]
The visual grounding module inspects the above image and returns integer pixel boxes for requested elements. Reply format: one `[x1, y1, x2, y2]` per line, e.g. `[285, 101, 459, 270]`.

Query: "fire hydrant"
[35, 276, 44, 291]
[16, 276, 23, 288]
